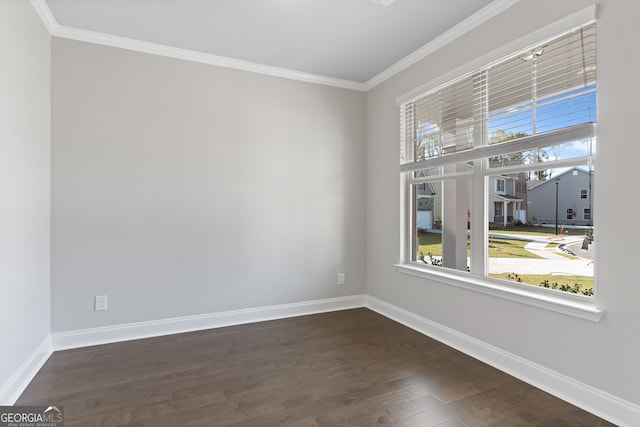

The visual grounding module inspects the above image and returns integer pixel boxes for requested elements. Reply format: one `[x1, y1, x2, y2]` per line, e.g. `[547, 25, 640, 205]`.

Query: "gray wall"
[366, 0, 640, 407]
[6, 0, 638, 414]
[0, 0, 51, 390]
[51, 38, 366, 332]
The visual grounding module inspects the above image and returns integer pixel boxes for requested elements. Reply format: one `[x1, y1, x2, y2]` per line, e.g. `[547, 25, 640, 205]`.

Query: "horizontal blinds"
[400, 103, 414, 164]
[401, 21, 596, 173]
[488, 23, 596, 140]
[402, 74, 478, 166]
[400, 122, 595, 173]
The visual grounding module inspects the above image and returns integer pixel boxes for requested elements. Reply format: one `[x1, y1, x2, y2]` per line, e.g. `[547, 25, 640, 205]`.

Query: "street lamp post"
[555, 178, 560, 235]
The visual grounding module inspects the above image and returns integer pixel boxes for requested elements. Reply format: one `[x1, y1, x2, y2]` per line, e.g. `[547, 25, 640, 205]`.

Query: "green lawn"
[417, 229, 593, 296]
[555, 251, 579, 259]
[417, 225, 593, 259]
[488, 237, 544, 259]
[416, 231, 446, 257]
[417, 231, 544, 259]
[490, 273, 594, 295]
[490, 225, 591, 238]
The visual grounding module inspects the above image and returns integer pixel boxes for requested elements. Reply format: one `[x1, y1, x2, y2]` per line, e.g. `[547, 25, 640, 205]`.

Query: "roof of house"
[495, 194, 523, 202]
[526, 167, 593, 191]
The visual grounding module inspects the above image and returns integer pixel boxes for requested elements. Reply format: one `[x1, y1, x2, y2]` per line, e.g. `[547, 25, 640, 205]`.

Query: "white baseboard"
[52, 294, 366, 351]
[364, 295, 640, 427]
[0, 335, 53, 405]
[8, 294, 639, 426]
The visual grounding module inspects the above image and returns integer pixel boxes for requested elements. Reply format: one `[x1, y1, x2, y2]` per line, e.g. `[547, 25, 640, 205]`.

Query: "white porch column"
[503, 201, 508, 226]
[442, 119, 470, 272]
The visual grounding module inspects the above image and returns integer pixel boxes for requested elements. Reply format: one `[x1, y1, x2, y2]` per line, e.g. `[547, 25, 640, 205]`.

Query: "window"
[400, 22, 596, 299]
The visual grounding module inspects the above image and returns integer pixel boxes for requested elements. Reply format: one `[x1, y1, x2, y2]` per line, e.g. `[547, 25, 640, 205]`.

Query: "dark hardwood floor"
[17, 309, 615, 426]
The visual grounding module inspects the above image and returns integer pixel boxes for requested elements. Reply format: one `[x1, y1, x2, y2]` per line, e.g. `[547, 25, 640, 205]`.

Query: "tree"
[416, 122, 441, 160]
[488, 130, 528, 167]
[488, 129, 551, 180]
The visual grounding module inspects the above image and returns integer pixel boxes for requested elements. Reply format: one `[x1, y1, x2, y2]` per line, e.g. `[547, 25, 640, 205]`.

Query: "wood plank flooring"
[17, 309, 615, 426]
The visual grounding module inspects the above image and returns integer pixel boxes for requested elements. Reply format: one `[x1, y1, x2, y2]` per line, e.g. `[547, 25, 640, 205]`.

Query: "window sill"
[395, 263, 603, 322]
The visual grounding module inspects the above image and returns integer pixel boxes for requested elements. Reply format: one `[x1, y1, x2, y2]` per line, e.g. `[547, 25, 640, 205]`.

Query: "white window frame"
[395, 6, 602, 322]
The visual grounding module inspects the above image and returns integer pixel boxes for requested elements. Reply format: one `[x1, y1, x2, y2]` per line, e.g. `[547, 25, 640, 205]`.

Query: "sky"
[488, 85, 596, 161]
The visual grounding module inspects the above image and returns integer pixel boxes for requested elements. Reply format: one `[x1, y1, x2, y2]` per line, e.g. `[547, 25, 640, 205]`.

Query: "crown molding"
[369, 0, 396, 6]
[363, 0, 521, 90]
[28, 1, 365, 90]
[52, 25, 367, 91]
[30, 0, 58, 34]
[396, 3, 598, 105]
[30, 0, 520, 92]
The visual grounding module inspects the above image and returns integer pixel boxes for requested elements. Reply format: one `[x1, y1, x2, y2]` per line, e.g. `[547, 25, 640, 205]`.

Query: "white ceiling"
[40, 0, 518, 88]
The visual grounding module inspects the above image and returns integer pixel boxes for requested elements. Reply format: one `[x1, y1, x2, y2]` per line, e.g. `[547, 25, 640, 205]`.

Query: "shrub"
[541, 279, 594, 296]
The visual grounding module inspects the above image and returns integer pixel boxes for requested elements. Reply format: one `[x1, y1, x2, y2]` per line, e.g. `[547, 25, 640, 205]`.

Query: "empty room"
[1, 0, 639, 425]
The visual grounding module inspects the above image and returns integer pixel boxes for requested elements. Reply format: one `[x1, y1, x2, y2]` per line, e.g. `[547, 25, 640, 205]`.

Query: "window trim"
[395, 262, 603, 322]
[396, 5, 599, 106]
[397, 7, 602, 322]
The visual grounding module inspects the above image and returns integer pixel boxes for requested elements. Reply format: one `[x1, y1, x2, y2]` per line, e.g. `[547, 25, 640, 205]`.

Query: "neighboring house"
[527, 167, 594, 226]
[490, 173, 528, 226]
[416, 181, 439, 230]
[417, 172, 528, 229]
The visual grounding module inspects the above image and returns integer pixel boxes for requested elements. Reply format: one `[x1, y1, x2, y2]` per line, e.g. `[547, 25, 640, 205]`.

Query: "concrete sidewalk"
[488, 257, 594, 276]
[488, 233, 594, 276]
[423, 232, 595, 276]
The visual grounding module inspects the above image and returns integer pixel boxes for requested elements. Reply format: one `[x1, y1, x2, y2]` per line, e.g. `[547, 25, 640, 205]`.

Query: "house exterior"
[417, 172, 528, 229]
[416, 182, 439, 230]
[490, 173, 528, 226]
[527, 167, 594, 226]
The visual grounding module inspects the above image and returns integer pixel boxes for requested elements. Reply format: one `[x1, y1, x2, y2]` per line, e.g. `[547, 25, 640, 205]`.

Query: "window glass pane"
[487, 23, 596, 145]
[413, 175, 471, 273]
[401, 22, 597, 299]
[489, 86, 596, 143]
[535, 85, 596, 133]
[412, 75, 477, 161]
[414, 180, 442, 265]
[488, 166, 594, 296]
[488, 136, 596, 172]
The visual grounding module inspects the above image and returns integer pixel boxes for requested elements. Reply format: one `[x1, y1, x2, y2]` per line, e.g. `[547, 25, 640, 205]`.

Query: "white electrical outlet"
[95, 295, 108, 311]
[337, 273, 345, 285]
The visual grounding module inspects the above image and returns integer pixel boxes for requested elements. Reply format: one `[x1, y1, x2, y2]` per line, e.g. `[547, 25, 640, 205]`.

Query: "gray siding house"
[527, 167, 594, 226]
